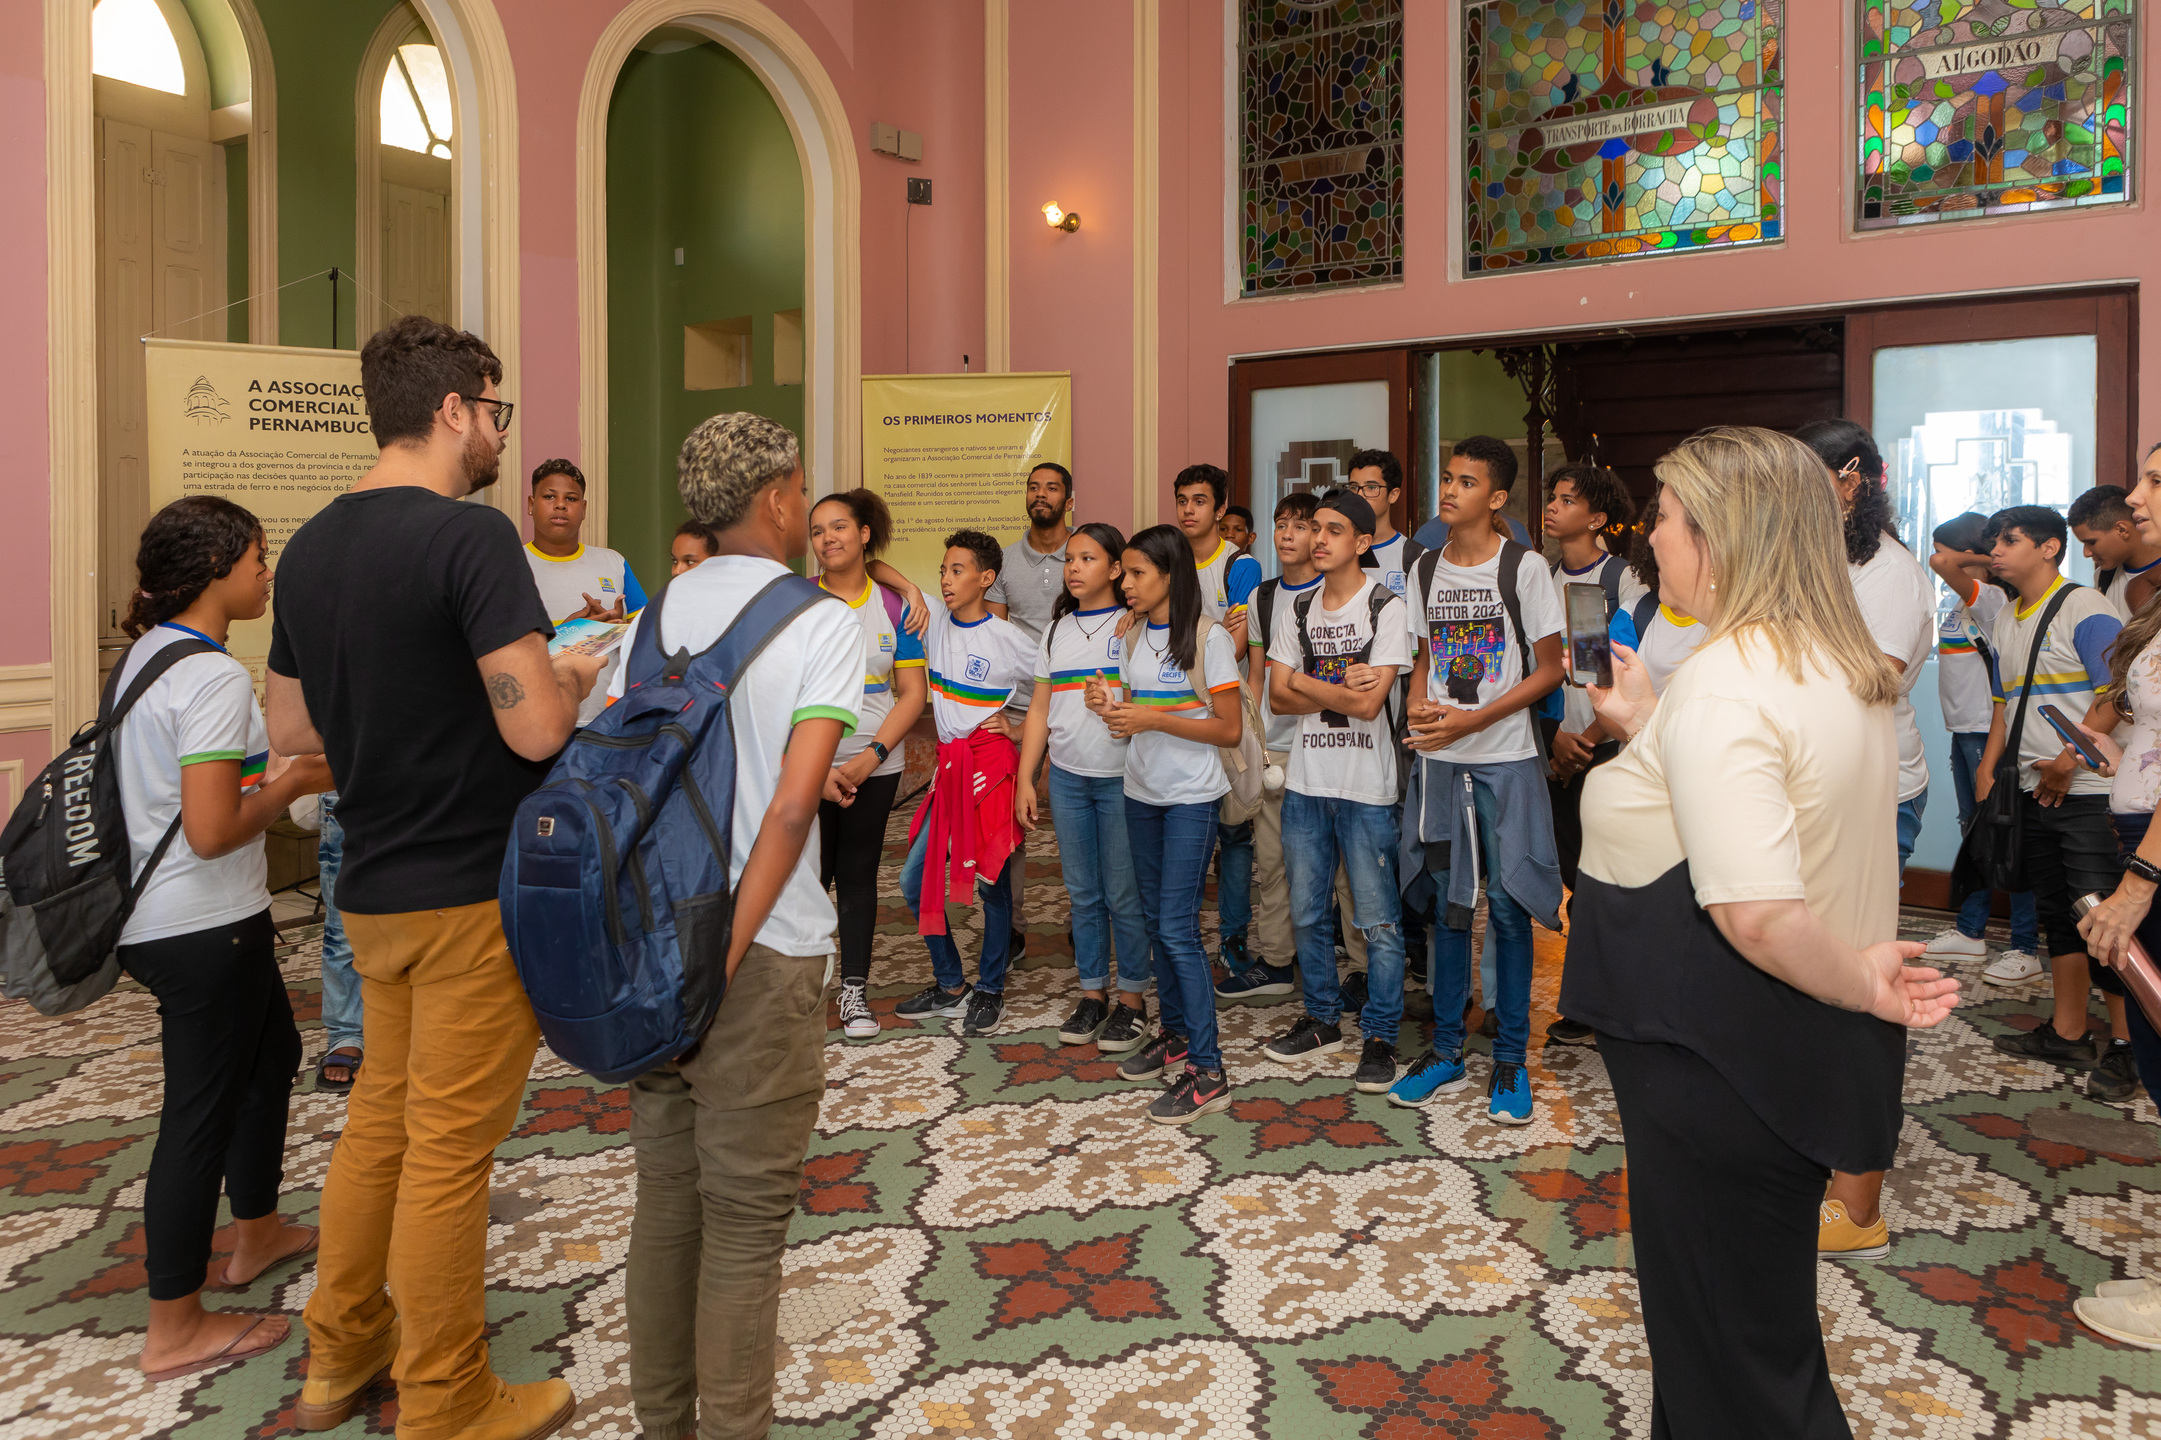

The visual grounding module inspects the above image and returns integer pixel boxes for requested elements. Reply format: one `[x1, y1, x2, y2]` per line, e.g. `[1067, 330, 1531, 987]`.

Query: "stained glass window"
[1462, 1, 1783, 276]
[1239, 1, 1404, 296]
[1858, 1, 2133, 227]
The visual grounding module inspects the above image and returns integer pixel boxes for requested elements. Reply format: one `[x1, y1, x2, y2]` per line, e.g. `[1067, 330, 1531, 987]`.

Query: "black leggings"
[821, 770, 903, 986]
[116, 908, 301, 1300]
[1600, 1034, 1850, 1439]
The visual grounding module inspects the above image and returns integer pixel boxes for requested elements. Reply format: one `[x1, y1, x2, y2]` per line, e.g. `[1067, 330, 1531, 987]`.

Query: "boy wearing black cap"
[1261, 489, 1413, 1094]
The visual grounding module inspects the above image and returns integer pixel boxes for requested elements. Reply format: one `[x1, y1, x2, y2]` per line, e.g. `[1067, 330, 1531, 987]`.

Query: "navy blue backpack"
[500, 572, 840, 1082]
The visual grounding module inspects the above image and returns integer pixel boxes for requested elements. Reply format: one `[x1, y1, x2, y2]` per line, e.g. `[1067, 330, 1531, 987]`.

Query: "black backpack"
[0, 639, 219, 1015]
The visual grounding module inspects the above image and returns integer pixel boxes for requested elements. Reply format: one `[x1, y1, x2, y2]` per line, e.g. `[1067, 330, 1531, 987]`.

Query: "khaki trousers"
[303, 900, 542, 1440]
[627, 943, 828, 1440]
[1249, 752, 1294, 964]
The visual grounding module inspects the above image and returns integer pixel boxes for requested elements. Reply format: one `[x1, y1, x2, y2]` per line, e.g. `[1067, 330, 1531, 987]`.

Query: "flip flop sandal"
[315, 1049, 362, 1093]
[208, 1225, 319, 1292]
[142, 1314, 287, 1384]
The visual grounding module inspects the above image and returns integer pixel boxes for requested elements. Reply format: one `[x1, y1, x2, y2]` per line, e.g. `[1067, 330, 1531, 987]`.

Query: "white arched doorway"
[575, 0, 863, 542]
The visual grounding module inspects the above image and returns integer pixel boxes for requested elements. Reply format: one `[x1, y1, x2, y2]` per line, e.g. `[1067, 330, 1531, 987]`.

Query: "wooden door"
[1231, 350, 1411, 545]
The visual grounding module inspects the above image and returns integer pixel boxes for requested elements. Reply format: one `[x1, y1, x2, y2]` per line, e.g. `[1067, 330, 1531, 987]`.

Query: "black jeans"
[820, 770, 902, 986]
[116, 908, 300, 1300]
[2020, 790, 2123, 962]
[1600, 1034, 1850, 1439]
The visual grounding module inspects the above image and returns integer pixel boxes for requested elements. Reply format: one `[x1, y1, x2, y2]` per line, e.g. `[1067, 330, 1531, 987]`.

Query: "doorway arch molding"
[574, 0, 863, 541]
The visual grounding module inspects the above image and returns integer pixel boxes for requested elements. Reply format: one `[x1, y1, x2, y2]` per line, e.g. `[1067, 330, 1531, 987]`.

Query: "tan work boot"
[294, 1316, 400, 1431]
[451, 1378, 576, 1440]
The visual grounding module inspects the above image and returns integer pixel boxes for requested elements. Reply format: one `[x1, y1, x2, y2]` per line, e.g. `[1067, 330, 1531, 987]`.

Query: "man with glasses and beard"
[267, 315, 602, 1440]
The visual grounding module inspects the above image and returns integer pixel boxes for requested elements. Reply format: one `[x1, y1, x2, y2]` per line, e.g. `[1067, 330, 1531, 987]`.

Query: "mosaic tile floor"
[5, 812, 2161, 1438]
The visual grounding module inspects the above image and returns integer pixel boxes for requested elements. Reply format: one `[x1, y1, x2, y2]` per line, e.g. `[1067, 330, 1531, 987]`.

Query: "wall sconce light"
[1042, 201, 1080, 232]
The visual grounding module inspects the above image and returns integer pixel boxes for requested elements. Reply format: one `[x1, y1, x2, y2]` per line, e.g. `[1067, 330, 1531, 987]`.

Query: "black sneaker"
[2091, 1039, 2143, 1102]
[1993, 1022, 2104, 1070]
[1352, 1037, 1401, 1093]
[1262, 1013, 1345, 1065]
[1148, 1067, 1231, 1125]
[1010, 929, 1029, 957]
[1097, 1002, 1151, 1054]
[1545, 1017, 1597, 1048]
[1339, 970, 1369, 1018]
[961, 990, 1004, 1037]
[1120, 1030, 1188, 1081]
[1058, 996, 1110, 1046]
[896, 982, 972, 1019]
[1478, 1008, 1499, 1041]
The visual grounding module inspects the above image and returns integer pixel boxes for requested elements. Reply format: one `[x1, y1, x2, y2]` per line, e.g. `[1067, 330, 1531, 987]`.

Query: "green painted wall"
[253, 0, 401, 349]
[178, 0, 250, 109]
[608, 43, 805, 587]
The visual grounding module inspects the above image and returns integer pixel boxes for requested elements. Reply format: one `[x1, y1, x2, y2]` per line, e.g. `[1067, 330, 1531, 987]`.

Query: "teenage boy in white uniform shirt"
[524, 458, 648, 724]
[2071, 483, 2161, 620]
[1388, 451, 1566, 1127]
[1261, 491, 1413, 1096]
[1977, 505, 2138, 1101]
[1922, 513, 2042, 985]
[1218, 492, 1323, 1000]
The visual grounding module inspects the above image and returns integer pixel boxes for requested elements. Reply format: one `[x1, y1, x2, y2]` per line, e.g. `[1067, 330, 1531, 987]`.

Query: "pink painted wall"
[1158, 0, 2161, 519]
[0, 4, 53, 683]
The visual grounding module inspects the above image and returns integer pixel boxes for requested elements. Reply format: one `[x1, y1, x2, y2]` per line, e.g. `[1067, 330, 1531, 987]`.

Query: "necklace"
[1070, 607, 1120, 642]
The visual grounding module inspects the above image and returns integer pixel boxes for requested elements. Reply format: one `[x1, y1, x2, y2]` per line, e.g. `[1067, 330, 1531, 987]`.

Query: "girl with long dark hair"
[1085, 525, 1244, 1123]
[1015, 523, 1154, 1051]
[810, 489, 929, 1039]
[114, 497, 333, 1379]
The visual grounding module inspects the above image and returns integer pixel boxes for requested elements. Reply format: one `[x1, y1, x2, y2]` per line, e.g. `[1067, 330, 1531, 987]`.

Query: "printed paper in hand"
[549, 614, 637, 659]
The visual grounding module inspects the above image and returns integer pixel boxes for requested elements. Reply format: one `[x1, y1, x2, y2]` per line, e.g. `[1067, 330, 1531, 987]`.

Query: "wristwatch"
[868, 739, 891, 763]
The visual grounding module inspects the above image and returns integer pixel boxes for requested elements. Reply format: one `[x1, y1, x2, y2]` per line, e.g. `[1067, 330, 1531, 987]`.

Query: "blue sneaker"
[1387, 1048, 1469, 1109]
[1215, 961, 1296, 1003]
[1488, 1060, 1533, 1125]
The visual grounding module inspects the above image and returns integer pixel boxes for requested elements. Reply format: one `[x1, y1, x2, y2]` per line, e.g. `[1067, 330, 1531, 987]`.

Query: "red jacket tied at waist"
[906, 729, 1021, 937]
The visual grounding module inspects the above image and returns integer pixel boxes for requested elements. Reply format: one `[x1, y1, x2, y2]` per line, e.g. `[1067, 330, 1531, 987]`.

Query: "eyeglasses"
[461, 395, 515, 432]
[1346, 480, 1391, 499]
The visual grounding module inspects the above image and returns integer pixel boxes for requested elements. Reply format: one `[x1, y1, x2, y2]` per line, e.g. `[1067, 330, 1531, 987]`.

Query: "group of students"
[80, 302, 2161, 1440]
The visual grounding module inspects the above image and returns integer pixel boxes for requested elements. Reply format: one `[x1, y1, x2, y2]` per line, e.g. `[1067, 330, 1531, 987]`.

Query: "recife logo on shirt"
[964, 655, 992, 683]
[1107, 635, 1123, 661]
[1384, 570, 1406, 597]
[1159, 655, 1186, 683]
[600, 578, 616, 593]
[878, 632, 896, 653]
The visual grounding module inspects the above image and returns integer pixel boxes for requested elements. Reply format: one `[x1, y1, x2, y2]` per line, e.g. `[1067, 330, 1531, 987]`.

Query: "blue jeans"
[1216, 819, 1254, 945]
[899, 823, 1015, 995]
[1896, 790, 1928, 874]
[1124, 797, 1222, 1073]
[1049, 765, 1152, 993]
[1430, 771, 1533, 1065]
[1949, 731, 2039, 951]
[1282, 790, 1406, 1044]
[316, 792, 362, 1054]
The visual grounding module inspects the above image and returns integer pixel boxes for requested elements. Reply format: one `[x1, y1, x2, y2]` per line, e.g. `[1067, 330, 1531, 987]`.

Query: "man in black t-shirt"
[266, 315, 600, 1440]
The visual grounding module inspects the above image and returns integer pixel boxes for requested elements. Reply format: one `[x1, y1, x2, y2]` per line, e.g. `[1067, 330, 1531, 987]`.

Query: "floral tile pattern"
[0, 813, 2158, 1437]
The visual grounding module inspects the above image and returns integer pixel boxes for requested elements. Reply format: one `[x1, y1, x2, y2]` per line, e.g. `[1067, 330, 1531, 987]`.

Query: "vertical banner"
[860, 372, 1073, 589]
[145, 338, 375, 679]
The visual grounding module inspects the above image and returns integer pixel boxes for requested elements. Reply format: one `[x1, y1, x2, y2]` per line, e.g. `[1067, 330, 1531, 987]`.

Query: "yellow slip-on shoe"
[294, 1316, 400, 1431]
[448, 1378, 575, 1440]
[1817, 1199, 1890, 1261]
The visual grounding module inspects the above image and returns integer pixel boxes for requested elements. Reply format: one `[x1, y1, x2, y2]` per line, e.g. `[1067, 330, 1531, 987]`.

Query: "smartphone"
[1565, 583, 1612, 688]
[2039, 703, 2108, 771]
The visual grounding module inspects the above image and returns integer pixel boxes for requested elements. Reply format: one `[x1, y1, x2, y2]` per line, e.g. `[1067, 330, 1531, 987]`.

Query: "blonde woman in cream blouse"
[1561, 427, 1960, 1440]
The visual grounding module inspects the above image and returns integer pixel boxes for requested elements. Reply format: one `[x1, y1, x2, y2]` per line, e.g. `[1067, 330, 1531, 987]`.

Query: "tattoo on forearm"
[485, 672, 526, 710]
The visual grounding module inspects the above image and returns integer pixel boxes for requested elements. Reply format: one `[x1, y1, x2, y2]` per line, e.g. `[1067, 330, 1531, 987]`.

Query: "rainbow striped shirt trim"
[930, 670, 1014, 708]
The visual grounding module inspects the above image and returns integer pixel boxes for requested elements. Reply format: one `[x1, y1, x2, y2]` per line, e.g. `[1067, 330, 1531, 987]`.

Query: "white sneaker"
[1982, 949, 2044, 987]
[2096, 1275, 2161, 1301]
[2076, 1284, 2161, 1349]
[838, 981, 881, 1040]
[1921, 928, 1987, 960]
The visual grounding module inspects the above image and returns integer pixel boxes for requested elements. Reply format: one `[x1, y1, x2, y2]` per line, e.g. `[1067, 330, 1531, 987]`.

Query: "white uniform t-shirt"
[2096, 557, 2161, 620]
[113, 625, 272, 945]
[604, 555, 862, 957]
[821, 576, 924, 778]
[924, 600, 1037, 743]
[1121, 622, 1241, 807]
[1849, 537, 1937, 803]
[1551, 555, 1650, 734]
[1938, 578, 2007, 734]
[1637, 603, 1710, 696]
[1034, 606, 1128, 778]
[1253, 575, 1322, 752]
[1266, 579, 1411, 805]
[1409, 545, 1565, 764]
[526, 542, 648, 724]
[1368, 533, 1417, 602]
[1195, 540, 1263, 630]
